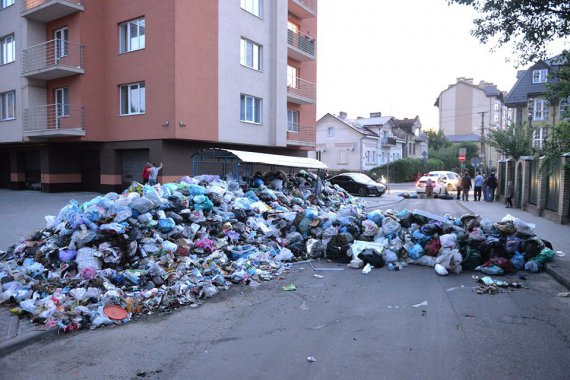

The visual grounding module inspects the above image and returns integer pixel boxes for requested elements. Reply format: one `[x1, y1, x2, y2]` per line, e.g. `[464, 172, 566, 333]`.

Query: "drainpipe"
[360, 136, 366, 172]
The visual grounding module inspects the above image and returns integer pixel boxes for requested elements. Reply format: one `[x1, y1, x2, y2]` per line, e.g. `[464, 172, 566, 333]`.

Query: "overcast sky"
[316, 0, 570, 130]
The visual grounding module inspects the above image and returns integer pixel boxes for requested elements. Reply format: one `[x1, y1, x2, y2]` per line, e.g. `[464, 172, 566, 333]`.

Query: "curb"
[0, 327, 55, 358]
[545, 263, 570, 290]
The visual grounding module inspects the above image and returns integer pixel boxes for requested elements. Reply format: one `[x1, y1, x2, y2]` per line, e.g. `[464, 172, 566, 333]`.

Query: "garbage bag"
[367, 210, 384, 225]
[423, 239, 442, 257]
[481, 265, 504, 275]
[382, 217, 401, 236]
[326, 234, 351, 263]
[525, 260, 541, 273]
[533, 248, 555, 264]
[408, 243, 424, 260]
[522, 237, 545, 260]
[420, 222, 440, 236]
[75, 247, 102, 271]
[469, 227, 486, 241]
[439, 234, 458, 249]
[511, 251, 525, 270]
[461, 247, 483, 271]
[131, 197, 154, 214]
[157, 218, 176, 233]
[358, 249, 385, 267]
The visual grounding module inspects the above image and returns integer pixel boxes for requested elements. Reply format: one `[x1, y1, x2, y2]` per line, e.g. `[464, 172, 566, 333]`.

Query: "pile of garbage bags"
[0, 171, 557, 332]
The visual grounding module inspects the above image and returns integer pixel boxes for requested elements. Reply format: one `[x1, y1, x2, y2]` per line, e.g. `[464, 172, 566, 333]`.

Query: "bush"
[367, 158, 444, 182]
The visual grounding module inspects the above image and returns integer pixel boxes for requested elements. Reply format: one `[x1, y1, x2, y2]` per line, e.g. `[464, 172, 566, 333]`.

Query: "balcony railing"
[287, 74, 316, 104]
[22, 39, 84, 80]
[21, 0, 83, 22]
[287, 29, 316, 61]
[289, 0, 317, 18]
[381, 137, 396, 146]
[287, 124, 316, 147]
[23, 104, 85, 137]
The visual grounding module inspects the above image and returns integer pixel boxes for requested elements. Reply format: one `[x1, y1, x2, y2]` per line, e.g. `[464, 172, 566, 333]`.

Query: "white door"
[54, 27, 68, 62]
[55, 87, 69, 129]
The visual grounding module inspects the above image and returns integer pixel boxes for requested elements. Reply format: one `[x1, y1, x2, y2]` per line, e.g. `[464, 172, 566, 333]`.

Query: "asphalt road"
[1, 190, 570, 379]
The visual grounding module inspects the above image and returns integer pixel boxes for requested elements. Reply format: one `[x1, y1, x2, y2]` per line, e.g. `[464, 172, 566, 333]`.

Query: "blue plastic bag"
[510, 251, 525, 270]
[408, 243, 425, 260]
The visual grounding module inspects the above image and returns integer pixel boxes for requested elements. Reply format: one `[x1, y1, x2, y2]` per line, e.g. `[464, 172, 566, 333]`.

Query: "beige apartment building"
[0, 0, 317, 192]
[434, 77, 509, 169]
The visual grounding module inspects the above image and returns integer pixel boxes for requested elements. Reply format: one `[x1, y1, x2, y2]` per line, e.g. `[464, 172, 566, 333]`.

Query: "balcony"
[22, 39, 84, 80]
[287, 29, 316, 61]
[23, 104, 85, 137]
[287, 123, 315, 147]
[287, 75, 316, 104]
[21, 0, 83, 23]
[288, 0, 317, 18]
[381, 137, 397, 146]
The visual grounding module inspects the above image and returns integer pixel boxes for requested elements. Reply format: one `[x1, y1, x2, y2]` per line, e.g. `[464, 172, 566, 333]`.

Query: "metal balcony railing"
[22, 39, 84, 75]
[21, 0, 82, 12]
[287, 29, 316, 58]
[23, 104, 84, 133]
[292, 0, 317, 14]
[287, 74, 316, 103]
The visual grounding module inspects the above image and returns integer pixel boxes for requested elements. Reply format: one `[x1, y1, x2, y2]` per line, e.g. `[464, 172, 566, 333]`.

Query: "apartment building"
[0, 0, 317, 192]
[434, 77, 508, 169]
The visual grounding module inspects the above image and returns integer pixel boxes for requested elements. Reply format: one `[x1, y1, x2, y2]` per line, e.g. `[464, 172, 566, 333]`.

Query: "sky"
[316, 0, 570, 131]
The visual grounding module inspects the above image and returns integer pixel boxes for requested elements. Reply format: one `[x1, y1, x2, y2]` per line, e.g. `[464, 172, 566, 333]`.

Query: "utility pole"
[479, 111, 487, 173]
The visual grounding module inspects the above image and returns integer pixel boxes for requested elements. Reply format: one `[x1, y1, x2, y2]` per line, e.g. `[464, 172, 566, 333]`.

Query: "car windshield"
[348, 173, 375, 183]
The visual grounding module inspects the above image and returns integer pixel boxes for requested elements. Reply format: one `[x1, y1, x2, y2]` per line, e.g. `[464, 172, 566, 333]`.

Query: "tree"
[425, 130, 452, 150]
[429, 142, 479, 172]
[483, 122, 534, 160]
[448, 0, 570, 65]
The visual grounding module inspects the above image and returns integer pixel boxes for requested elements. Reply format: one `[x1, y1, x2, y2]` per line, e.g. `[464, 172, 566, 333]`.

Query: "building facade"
[0, 0, 317, 192]
[435, 77, 508, 169]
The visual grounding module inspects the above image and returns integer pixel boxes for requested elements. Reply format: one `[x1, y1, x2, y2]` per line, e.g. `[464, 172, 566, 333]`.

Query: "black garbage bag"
[411, 214, 429, 225]
[399, 213, 413, 228]
[421, 222, 441, 236]
[326, 234, 351, 263]
[358, 249, 385, 267]
[522, 237, 545, 260]
[461, 246, 483, 271]
[233, 209, 248, 223]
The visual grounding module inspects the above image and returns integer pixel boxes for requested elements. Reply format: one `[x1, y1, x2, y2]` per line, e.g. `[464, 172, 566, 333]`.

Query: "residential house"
[314, 111, 404, 172]
[0, 0, 318, 192]
[434, 77, 509, 169]
[504, 54, 568, 149]
[393, 116, 429, 160]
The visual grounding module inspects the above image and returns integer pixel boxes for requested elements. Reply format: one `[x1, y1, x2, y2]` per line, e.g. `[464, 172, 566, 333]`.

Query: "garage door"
[121, 149, 149, 188]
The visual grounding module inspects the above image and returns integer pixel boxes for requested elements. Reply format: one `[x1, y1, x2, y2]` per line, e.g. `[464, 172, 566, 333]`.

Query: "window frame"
[560, 98, 569, 120]
[240, 0, 262, 18]
[533, 98, 549, 121]
[119, 17, 146, 54]
[287, 65, 299, 88]
[0, 90, 16, 121]
[240, 37, 262, 71]
[1, 0, 14, 10]
[1, 33, 15, 65]
[287, 109, 299, 132]
[533, 127, 548, 149]
[327, 127, 334, 137]
[532, 69, 548, 84]
[119, 82, 146, 116]
[240, 94, 262, 124]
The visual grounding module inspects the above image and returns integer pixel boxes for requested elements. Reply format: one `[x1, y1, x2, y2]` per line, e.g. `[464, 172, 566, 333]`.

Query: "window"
[287, 65, 298, 88]
[0, 91, 15, 120]
[532, 69, 547, 84]
[533, 127, 548, 149]
[1, 34, 15, 65]
[315, 151, 322, 161]
[54, 27, 68, 60]
[327, 127, 334, 137]
[287, 109, 299, 132]
[240, 0, 261, 17]
[494, 103, 500, 112]
[120, 82, 146, 115]
[120, 17, 145, 53]
[240, 38, 262, 70]
[240, 94, 261, 123]
[1, 0, 14, 9]
[494, 114, 499, 123]
[560, 98, 569, 119]
[338, 150, 348, 165]
[533, 98, 549, 121]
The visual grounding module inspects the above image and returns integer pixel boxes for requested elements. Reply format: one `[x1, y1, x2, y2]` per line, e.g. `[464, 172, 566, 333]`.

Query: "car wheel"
[358, 187, 368, 197]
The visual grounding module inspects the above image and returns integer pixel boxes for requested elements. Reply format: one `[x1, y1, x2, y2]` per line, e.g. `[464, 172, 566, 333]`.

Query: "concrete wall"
[315, 116, 361, 171]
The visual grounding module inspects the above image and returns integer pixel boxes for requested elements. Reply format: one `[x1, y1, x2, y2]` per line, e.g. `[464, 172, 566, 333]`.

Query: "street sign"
[471, 157, 481, 167]
[458, 148, 467, 155]
[458, 155, 466, 162]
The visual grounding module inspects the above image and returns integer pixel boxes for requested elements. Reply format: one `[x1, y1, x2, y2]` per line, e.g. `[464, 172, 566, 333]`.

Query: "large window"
[287, 65, 298, 88]
[120, 17, 145, 53]
[240, 38, 262, 71]
[533, 98, 549, 121]
[287, 109, 299, 132]
[1, 0, 14, 9]
[120, 82, 146, 115]
[560, 98, 569, 120]
[0, 91, 15, 120]
[240, 94, 261, 124]
[240, 0, 261, 17]
[1, 34, 15, 65]
[532, 69, 547, 84]
[533, 127, 548, 149]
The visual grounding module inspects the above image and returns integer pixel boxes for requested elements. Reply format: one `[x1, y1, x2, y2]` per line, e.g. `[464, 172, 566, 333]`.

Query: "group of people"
[456, 171, 497, 202]
[142, 161, 163, 185]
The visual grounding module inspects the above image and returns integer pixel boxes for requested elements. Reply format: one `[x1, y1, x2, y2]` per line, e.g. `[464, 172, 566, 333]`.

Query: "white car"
[416, 171, 461, 195]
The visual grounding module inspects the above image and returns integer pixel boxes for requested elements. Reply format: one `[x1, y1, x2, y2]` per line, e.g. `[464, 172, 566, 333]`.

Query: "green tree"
[429, 142, 479, 172]
[448, 0, 570, 65]
[484, 122, 534, 160]
[425, 129, 452, 150]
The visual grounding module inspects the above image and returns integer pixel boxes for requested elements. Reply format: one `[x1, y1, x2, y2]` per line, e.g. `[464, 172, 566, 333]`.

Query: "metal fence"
[22, 39, 84, 74]
[287, 29, 316, 57]
[287, 74, 316, 102]
[23, 104, 84, 132]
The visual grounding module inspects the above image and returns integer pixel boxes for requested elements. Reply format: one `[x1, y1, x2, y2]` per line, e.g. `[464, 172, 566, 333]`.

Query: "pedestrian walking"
[142, 161, 151, 184]
[473, 172, 483, 201]
[461, 172, 472, 201]
[148, 162, 162, 186]
[456, 173, 462, 200]
[486, 172, 498, 202]
[505, 180, 514, 208]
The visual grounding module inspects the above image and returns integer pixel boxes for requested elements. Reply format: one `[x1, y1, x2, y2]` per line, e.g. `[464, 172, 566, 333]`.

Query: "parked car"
[328, 173, 386, 197]
[416, 171, 460, 195]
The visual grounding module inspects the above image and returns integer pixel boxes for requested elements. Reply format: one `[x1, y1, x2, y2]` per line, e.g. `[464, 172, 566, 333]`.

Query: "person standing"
[486, 172, 498, 202]
[505, 180, 514, 208]
[473, 172, 483, 201]
[461, 172, 472, 201]
[425, 177, 434, 198]
[148, 162, 162, 186]
[142, 161, 151, 184]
